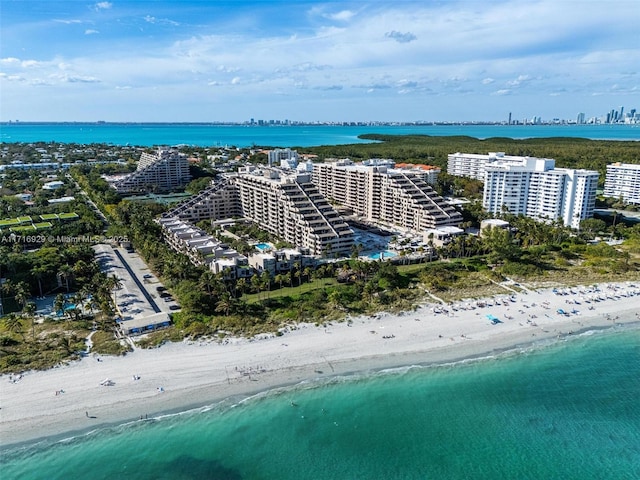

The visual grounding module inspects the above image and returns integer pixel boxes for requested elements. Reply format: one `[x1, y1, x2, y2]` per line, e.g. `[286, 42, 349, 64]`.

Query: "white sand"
[2, 282, 639, 448]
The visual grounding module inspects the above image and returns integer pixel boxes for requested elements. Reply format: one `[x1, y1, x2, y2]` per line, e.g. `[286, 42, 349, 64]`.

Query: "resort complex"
[448, 152, 599, 229]
[111, 148, 191, 194]
[312, 158, 460, 230]
[603, 162, 640, 205]
[163, 165, 355, 257]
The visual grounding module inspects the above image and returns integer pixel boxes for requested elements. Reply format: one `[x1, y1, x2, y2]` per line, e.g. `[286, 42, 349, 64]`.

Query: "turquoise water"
[0, 123, 637, 147]
[255, 243, 271, 251]
[3, 327, 639, 479]
[368, 250, 398, 260]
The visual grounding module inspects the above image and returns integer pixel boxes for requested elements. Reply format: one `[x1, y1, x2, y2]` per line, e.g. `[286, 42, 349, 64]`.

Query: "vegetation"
[1, 136, 639, 368]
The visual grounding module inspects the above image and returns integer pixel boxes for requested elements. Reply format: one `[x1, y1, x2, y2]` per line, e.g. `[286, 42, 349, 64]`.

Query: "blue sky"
[1, 0, 638, 122]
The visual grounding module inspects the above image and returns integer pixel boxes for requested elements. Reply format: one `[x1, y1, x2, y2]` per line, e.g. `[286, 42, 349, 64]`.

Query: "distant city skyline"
[1, 1, 638, 123]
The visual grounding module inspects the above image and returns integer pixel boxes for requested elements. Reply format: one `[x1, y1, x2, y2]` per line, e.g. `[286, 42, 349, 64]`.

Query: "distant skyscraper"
[508, 112, 512, 125]
[577, 113, 585, 124]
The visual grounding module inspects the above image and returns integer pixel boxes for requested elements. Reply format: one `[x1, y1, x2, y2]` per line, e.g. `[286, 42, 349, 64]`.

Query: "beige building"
[163, 167, 354, 256]
[113, 148, 191, 193]
[312, 159, 461, 230]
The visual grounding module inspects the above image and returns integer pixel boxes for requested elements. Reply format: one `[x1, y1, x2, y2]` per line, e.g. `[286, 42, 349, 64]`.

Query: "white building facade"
[482, 157, 599, 229]
[604, 163, 640, 205]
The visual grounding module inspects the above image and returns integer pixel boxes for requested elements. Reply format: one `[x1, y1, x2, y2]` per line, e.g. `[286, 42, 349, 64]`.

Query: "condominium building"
[268, 148, 299, 168]
[164, 167, 354, 256]
[447, 152, 548, 181]
[312, 159, 461, 230]
[112, 148, 191, 193]
[604, 163, 640, 204]
[482, 157, 599, 229]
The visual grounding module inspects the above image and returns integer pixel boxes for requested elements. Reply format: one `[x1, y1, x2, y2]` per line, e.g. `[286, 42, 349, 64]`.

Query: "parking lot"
[92, 244, 180, 322]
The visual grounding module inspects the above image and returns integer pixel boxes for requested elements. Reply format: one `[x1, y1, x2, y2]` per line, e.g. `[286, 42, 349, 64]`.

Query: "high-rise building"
[447, 152, 540, 181]
[577, 112, 585, 124]
[164, 167, 354, 256]
[482, 157, 598, 229]
[312, 159, 461, 230]
[112, 148, 190, 194]
[604, 163, 640, 205]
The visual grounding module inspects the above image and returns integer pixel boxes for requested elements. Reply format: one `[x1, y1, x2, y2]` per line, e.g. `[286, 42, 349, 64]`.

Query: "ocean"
[3, 327, 639, 479]
[0, 123, 638, 147]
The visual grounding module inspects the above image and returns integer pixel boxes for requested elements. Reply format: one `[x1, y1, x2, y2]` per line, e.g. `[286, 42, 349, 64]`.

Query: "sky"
[0, 0, 638, 123]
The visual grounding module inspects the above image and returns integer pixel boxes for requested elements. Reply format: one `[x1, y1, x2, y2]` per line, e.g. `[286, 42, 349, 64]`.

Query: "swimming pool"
[368, 251, 398, 260]
[255, 243, 271, 251]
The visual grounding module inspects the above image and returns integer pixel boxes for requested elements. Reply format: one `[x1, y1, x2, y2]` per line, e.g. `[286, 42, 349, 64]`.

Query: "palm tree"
[236, 278, 248, 296]
[260, 271, 271, 298]
[293, 262, 301, 286]
[23, 302, 37, 340]
[58, 264, 74, 292]
[54, 293, 66, 318]
[303, 267, 312, 285]
[107, 274, 123, 310]
[215, 293, 232, 316]
[2, 314, 23, 340]
[14, 281, 30, 313]
[251, 274, 262, 298]
[199, 270, 217, 298]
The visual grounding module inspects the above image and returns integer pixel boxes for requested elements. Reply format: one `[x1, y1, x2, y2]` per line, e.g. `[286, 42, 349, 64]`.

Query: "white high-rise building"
[447, 152, 542, 181]
[312, 159, 461, 230]
[268, 148, 299, 168]
[604, 163, 640, 205]
[482, 157, 598, 229]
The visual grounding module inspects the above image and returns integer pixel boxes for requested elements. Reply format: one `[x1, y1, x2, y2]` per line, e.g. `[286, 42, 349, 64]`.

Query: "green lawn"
[39, 213, 59, 221]
[34, 222, 53, 229]
[0, 218, 20, 227]
[17, 216, 32, 223]
[9, 225, 37, 232]
[59, 212, 79, 220]
[243, 278, 340, 303]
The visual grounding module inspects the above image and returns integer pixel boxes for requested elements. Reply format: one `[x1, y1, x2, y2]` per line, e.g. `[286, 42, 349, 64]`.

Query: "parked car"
[163, 297, 173, 302]
[169, 305, 181, 310]
[143, 274, 153, 279]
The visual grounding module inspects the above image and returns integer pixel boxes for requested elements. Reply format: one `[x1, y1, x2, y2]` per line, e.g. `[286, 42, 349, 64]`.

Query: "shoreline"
[2, 282, 639, 450]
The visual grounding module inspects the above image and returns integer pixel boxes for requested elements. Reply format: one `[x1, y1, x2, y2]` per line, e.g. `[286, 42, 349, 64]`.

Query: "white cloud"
[54, 19, 83, 25]
[94, 2, 112, 11]
[2, 0, 639, 121]
[326, 10, 356, 22]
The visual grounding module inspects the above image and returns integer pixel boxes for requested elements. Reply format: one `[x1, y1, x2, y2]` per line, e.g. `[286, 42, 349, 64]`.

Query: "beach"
[2, 281, 639, 449]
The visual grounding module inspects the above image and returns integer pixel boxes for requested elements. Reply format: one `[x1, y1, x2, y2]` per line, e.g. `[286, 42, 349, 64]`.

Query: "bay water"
[3, 327, 639, 479]
[1, 123, 638, 147]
